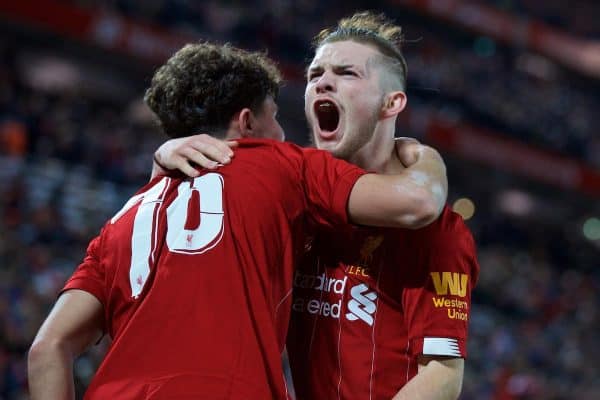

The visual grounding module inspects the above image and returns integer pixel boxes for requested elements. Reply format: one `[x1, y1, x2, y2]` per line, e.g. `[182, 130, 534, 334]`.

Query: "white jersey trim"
[423, 337, 461, 357]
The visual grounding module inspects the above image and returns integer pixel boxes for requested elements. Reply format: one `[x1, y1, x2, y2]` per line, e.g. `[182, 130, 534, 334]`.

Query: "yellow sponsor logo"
[430, 272, 468, 297]
[447, 309, 468, 320]
[347, 265, 370, 277]
[432, 297, 468, 310]
[432, 297, 469, 321]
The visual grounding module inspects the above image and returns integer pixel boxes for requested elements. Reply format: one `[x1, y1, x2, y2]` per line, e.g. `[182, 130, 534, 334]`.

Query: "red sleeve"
[299, 147, 367, 228]
[403, 208, 479, 358]
[61, 230, 107, 307]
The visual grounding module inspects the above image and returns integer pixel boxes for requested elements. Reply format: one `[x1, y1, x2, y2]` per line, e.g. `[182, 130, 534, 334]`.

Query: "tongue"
[318, 129, 337, 140]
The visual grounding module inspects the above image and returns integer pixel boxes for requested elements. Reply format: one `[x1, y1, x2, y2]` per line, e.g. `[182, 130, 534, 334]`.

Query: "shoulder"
[406, 206, 479, 273]
[237, 139, 343, 162]
[414, 206, 475, 246]
[233, 139, 306, 171]
[235, 139, 360, 180]
[236, 138, 305, 157]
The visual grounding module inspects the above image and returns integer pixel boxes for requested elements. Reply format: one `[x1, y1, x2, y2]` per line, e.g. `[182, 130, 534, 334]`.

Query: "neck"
[347, 124, 405, 174]
[225, 132, 241, 140]
[224, 127, 243, 141]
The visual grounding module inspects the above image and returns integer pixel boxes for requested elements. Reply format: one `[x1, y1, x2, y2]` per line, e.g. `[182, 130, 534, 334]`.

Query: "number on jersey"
[111, 174, 225, 298]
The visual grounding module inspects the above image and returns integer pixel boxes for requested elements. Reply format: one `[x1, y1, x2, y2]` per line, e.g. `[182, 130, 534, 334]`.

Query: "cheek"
[304, 91, 312, 114]
[342, 83, 377, 109]
[345, 97, 374, 122]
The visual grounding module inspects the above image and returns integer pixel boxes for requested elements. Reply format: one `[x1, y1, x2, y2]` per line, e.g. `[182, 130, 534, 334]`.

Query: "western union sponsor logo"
[430, 272, 468, 297]
[432, 297, 468, 310]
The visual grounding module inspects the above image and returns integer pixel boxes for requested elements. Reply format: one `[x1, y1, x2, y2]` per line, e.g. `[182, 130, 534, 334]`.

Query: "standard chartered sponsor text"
[293, 298, 343, 317]
[293, 272, 378, 325]
[294, 271, 347, 293]
[293, 271, 347, 318]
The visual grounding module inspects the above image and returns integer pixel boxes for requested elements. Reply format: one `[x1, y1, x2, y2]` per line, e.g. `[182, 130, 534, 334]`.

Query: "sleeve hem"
[60, 278, 106, 307]
[409, 336, 468, 358]
[332, 169, 369, 224]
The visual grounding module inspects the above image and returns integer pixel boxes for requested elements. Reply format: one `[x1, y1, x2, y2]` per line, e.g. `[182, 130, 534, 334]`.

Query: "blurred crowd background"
[1, 1, 599, 399]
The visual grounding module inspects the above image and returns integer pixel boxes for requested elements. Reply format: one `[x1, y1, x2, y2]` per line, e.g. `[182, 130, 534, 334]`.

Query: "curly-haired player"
[28, 40, 449, 400]
[145, 42, 282, 140]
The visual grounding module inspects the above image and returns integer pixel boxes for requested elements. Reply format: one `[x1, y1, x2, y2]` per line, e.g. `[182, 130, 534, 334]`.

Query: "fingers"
[154, 134, 239, 179]
[187, 134, 234, 164]
[181, 147, 219, 170]
[395, 137, 422, 168]
[173, 155, 202, 177]
[200, 134, 235, 155]
[189, 141, 232, 165]
[394, 136, 420, 145]
[179, 163, 201, 178]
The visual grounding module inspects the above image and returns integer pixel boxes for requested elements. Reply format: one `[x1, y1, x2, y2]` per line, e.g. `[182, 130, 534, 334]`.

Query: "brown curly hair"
[145, 42, 282, 138]
[313, 11, 407, 91]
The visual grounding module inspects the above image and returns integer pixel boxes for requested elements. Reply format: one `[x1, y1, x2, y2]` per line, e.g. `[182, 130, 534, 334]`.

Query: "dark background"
[0, 1, 599, 399]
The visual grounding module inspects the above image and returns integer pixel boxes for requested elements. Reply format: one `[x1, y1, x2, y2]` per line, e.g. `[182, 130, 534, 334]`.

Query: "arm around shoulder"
[348, 145, 448, 229]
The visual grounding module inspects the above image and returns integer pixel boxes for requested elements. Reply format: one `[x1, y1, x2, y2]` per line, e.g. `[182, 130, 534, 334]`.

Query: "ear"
[237, 108, 254, 138]
[381, 91, 407, 118]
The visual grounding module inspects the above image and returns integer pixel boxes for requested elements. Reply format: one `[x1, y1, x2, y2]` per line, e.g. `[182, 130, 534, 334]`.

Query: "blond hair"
[314, 11, 407, 90]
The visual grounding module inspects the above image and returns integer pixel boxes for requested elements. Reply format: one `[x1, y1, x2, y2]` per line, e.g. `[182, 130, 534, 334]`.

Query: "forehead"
[310, 41, 381, 68]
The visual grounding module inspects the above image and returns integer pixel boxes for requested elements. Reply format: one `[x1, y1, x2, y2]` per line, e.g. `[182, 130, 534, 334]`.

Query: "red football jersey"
[287, 206, 479, 400]
[62, 139, 366, 400]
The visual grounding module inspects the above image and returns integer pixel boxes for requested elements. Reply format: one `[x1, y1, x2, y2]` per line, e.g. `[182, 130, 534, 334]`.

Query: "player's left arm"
[398, 210, 479, 400]
[392, 356, 464, 400]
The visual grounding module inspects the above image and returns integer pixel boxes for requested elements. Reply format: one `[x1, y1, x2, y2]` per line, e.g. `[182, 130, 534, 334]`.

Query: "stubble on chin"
[328, 143, 353, 160]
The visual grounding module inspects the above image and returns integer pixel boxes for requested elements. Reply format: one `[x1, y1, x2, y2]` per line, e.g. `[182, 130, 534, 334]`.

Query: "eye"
[308, 71, 322, 81]
[341, 70, 357, 76]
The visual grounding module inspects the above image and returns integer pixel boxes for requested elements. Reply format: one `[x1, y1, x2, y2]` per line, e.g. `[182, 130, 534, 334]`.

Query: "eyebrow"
[309, 63, 355, 70]
[334, 64, 354, 69]
[306, 64, 357, 76]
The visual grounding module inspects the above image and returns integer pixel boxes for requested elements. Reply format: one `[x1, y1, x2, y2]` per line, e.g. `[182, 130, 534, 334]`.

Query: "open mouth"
[314, 100, 340, 135]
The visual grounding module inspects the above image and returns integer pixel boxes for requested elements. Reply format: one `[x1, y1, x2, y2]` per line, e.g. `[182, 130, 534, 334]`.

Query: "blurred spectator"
[1, 2, 598, 399]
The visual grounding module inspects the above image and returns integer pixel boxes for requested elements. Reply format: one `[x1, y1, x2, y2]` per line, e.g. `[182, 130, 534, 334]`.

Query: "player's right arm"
[28, 289, 104, 400]
[151, 134, 237, 179]
[152, 135, 447, 228]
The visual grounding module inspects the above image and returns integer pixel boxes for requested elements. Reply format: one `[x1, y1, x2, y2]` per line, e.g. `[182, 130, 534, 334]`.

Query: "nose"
[315, 71, 335, 94]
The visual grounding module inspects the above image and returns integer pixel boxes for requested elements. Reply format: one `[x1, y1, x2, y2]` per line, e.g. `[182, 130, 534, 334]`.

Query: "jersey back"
[63, 139, 365, 399]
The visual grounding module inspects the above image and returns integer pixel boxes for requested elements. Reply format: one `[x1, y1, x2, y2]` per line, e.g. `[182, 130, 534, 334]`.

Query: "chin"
[314, 137, 337, 151]
[323, 142, 350, 160]
[329, 147, 350, 160]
